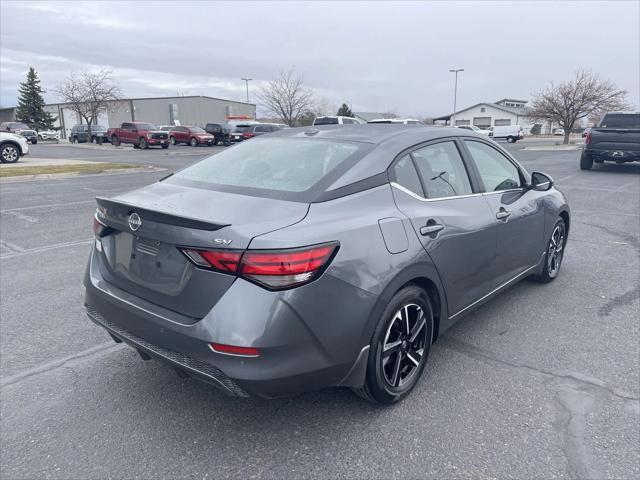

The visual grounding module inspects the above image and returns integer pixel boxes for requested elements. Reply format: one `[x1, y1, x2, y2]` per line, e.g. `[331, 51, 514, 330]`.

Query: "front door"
[390, 140, 497, 317]
[462, 139, 545, 286]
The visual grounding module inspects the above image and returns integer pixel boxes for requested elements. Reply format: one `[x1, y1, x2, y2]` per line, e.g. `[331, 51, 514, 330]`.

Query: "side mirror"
[531, 172, 554, 191]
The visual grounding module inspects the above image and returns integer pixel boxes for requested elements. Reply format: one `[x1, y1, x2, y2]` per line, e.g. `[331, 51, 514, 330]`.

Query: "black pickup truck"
[581, 112, 640, 170]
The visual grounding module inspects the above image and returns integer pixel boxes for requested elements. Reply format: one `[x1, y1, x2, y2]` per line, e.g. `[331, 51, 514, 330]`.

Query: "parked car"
[17, 129, 38, 144]
[158, 126, 174, 134]
[369, 118, 422, 125]
[107, 122, 169, 149]
[204, 123, 231, 145]
[553, 128, 565, 136]
[70, 124, 109, 144]
[580, 112, 640, 170]
[37, 129, 60, 141]
[0, 121, 30, 133]
[490, 125, 524, 143]
[0, 131, 29, 163]
[455, 125, 492, 136]
[169, 126, 215, 147]
[229, 124, 280, 142]
[313, 116, 361, 125]
[84, 125, 569, 404]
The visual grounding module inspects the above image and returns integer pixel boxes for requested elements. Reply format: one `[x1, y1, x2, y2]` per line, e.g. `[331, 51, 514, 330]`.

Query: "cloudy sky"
[1, 1, 638, 117]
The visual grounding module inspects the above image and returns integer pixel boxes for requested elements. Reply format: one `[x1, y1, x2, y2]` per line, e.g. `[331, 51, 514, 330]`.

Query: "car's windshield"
[601, 114, 640, 129]
[172, 137, 362, 193]
[91, 125, 107, 131]
[314, 117, 339, 125]
[189, 127, 206, 133]
[135, 123, 158, 130]
[11, 123, 28, 130]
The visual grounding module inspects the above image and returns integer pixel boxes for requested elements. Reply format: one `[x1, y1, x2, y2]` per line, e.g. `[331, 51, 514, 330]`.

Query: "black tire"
[353, 285, 433, 405]
[507, 136, 515, 143]
[91, 136, 97, 144]
[139, 137, 148, 149]
[170, 136, 176, 145]
[161, 144, 169, 149]
[190, 137, 198, 147]
[531, 217, 566, 283]
[580, 151, 593, 170]
[72, 136, 79, 144]
[111, 136, 120, 146]
[31, 138, 37, 145]
[1, 143, 20, 163]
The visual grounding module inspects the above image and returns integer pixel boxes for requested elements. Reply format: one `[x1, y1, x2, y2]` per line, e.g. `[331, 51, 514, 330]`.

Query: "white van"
[312, 116, 362, 125]
[490, 125, 524, 143]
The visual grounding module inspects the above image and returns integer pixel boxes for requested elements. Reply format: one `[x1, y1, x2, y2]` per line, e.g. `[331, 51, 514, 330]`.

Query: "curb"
[522, 146, 582, 151]
[0, 166, 167, 183]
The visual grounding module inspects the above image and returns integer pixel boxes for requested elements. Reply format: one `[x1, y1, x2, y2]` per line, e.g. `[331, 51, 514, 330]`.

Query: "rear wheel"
[31, 138, 37, 144]
[91, 136, 97, 144]
[190, 137, 198, 147]
[507, 136, 515, 143]
[532, 217, 566, 283]
[111, 136, 120, 146]
[354, 285, 433, 405]
[1, 143, 20, 163]
[580, 151, 593, 170]
[72, 136, 79, 144]
[139, 137, 148, 149]
[161, 144, 169, 149]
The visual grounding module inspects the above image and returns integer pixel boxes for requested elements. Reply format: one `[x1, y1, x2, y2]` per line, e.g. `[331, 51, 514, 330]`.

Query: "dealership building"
[434, 98, 553, 134]
[0, 95, 256, 139]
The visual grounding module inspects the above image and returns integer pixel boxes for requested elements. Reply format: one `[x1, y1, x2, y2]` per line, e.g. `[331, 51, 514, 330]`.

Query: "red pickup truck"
[108, 122, 169, 149]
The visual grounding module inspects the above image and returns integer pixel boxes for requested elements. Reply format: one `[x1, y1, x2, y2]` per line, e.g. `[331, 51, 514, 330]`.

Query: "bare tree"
[257, 67, 314, 127]
[55, 70, 121, 141]
[528, 70, 630, 144]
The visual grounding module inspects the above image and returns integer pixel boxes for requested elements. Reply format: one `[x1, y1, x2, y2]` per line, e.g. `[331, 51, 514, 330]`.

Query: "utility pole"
[241, 78, 252, 103]
[449, 69, 464, 126]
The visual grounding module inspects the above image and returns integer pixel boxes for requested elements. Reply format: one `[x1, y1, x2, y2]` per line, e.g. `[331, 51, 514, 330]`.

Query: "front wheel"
[353, 285, 433, 405]
[532, 218, 566, 283]
[111, 136, 120, 146]
[190, 137, 198, 147]
[72, 136, 79, 144]
[1, 143, 20, 163]
[507, 136, 515, 143]
[161, 144, 169, 149]
[580, 151, 593, 170]
[38, 135, 43, 141]
[170, 136, 176, 145]
[31, 138, 37, 144]
[139, 137, 148, 149]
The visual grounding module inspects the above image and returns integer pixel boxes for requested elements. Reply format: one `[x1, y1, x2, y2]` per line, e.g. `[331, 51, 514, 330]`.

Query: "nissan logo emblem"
[128, 212, 142, 232]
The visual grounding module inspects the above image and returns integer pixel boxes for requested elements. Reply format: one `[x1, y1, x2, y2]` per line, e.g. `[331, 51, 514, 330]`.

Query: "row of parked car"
[1, 121, 60, 144]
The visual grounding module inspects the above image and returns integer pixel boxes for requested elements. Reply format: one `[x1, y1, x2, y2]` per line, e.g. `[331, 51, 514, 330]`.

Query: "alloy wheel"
[381, 303, 428, 388]
[547, 223, 565, 278]
[2, 145, 19, 163]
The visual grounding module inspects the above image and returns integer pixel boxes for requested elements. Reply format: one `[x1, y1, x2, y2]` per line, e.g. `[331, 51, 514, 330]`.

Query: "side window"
[464, 140, 522, 192]
[122, 123, 131, 130]
[411, 141, 473, 199]
[342, 118, 354, 124]
[393, 155, 424, 197]
[255, 126, 267, 132]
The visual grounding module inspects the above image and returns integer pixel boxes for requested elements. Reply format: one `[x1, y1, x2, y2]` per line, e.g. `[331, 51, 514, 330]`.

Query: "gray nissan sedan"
[84, 125, 570, 404]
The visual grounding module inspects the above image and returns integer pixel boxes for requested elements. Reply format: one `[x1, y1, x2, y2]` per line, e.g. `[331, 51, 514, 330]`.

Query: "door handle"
[496, 209, 511, 220]
[420, 224, 444, 236]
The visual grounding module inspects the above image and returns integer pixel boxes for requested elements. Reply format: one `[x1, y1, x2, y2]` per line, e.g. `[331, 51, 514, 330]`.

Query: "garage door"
[494, 119, 512, 126]
[473, 117, 491, 129]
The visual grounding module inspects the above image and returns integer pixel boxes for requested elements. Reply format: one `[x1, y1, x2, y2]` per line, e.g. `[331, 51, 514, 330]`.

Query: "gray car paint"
[84, 125, 570, 398]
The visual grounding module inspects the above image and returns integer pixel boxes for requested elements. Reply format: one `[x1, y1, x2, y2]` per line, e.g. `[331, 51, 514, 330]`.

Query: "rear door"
[462, 139, 545, 285]
[390, 139, 497, 317]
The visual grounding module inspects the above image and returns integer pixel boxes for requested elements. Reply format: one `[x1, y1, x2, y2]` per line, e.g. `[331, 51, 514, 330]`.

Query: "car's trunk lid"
[591, 128, 640, 150]
[94, 182, 309, 318]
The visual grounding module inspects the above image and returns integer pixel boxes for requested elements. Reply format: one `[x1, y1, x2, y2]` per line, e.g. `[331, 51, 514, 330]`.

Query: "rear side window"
[465, 140, 521, 192]
[255, 125, 270, 132]
[341, 118, 354, 124]
[600, 113, 640, 129]
[411, 141, 473, 199]
[173, 137, 362, 193]
[393, 155, 424, 197]
[314, 117, 339, 125]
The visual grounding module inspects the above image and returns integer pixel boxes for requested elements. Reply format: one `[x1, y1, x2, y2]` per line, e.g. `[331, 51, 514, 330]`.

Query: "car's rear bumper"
[585, 147, 640, 162]
[83, 247, 374, 398]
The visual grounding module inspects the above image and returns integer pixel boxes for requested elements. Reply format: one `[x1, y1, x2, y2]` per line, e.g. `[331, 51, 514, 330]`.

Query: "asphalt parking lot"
[1, 139, 638, 479]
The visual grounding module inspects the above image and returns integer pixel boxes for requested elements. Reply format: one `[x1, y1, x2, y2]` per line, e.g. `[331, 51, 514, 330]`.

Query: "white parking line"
[0, 199, 95, 213]
[0, 238, 94, 260]
[0, 211, 39, 223]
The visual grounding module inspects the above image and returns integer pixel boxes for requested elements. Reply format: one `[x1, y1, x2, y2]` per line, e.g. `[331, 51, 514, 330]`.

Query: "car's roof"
[268, 124, 466, 144]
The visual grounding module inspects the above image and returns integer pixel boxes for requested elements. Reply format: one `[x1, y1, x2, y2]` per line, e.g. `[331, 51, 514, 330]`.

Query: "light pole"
[241, 78, 252, 103]
[449, 68, 464, 126]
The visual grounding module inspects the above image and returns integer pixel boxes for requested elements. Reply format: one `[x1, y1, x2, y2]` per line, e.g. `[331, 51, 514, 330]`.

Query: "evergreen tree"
[15, 67, 57, 131]
[336, 103, 354, 117]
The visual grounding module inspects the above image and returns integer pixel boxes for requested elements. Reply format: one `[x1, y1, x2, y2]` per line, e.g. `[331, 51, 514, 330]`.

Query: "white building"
[434, 98, 552, 134]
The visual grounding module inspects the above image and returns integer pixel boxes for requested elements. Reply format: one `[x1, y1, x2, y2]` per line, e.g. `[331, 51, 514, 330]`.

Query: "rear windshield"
[171, 137, 367, 199]
[92, 125, 107, 131]
[233, 125, 252, 133]
[314, 117, 339, 125]
[600, 114, 640, 129]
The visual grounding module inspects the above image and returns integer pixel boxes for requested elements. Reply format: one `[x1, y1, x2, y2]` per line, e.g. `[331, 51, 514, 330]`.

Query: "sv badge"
[214, 238, 233, 246]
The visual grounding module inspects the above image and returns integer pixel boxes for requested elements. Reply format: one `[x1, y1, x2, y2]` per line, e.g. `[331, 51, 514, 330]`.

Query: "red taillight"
[93, 215, 111, 237]
[180, 242, 339, 290]
[209, 343, 260, 357]
[585, 131, 592, 145]
[242, 132, 255, 138]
